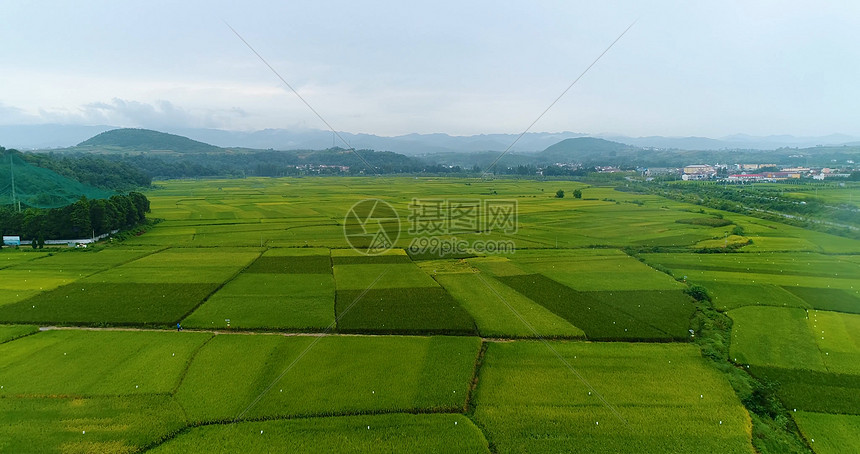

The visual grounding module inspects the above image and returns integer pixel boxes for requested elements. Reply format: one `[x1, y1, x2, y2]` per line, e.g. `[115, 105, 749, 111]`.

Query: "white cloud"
[50, 99, 251, 130]
[0, 102, 39, 124]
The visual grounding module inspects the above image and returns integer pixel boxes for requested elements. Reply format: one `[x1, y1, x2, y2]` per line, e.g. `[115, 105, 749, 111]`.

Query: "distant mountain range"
[3, 124, 859, 153]
[3, 129, 857, 198]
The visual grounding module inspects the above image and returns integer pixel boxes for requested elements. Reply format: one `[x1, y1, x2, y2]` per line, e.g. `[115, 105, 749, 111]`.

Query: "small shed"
[2, 236, 21, 246]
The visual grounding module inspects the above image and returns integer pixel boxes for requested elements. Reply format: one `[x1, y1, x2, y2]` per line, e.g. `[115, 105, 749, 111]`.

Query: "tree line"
[0, 192, 150, 245]
[626, 181, 859, 240]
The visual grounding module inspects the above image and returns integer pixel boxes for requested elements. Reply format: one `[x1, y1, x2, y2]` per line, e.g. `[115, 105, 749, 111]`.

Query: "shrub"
[685, 284, 711, 302]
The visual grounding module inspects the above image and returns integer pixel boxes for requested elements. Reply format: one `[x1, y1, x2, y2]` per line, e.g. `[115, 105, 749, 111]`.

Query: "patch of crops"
[728, 306, 825, 371]
[640, 252, 859, 279]
[175, 334, 480, 421]
[90, 248, 261, 284]
[333, 264, 438, 289]
[245, 255, 332, 274]
[0, 283, 219, 325]
[0, 251, 49, 270]
[174, 334, 315, 421]
[810, 310, 860, 375]
[0, 395, 186, 454]
[263, 248, 331, 257]
[587, 290, 696, 339]
[0, 325, 38, 344]
[434, 273, 585, 338]
[182, 273, 335, 330]
[676, 217, 734, 227]
[0, 289, 44, 308]
[467, 256, 530, 276]
[148, 413, 490, 454]
[251, 335, 480, 418]
[513, 251, 684, 291]
[331, 255, 413, 265]
[0, 248, 160, 308]
[335, 287, 476, 335]
[784, 287, 860, 314]
[632, 232, 715, 248]
[747, 366, 860, 415]
[472, 341, 753, 454]
[405, 248, 477, 261]
[0, 330, 211, 396]
[792, 411, 860, 454]
[498, 274, 681, 340]
[28, 248, 157, 270]
[704, 282, 808, 311]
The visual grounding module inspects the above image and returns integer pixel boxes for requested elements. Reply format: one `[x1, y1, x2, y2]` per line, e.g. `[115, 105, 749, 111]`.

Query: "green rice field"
[1, 176, 857, 452]
[472, 342, 753, 454]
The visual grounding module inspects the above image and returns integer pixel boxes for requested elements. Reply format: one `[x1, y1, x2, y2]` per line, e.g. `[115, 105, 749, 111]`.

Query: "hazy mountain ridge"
[13, 128, 860, 171]
[5, 124, 860, 153]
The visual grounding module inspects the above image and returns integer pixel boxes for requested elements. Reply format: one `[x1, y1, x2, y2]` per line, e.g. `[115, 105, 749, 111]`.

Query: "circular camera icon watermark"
[343, 199, 401, 255]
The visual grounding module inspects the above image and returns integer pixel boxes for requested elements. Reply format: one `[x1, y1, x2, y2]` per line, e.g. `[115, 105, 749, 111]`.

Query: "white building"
[682, 165, 716, 180]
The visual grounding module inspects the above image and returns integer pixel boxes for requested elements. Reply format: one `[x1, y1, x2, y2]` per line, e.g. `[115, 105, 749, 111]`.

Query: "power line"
[481, 19, 638, 177]
[224, 21, 380, 176]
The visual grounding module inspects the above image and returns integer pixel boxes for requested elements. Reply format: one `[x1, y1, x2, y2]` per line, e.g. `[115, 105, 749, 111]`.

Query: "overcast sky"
[1, 1, 859, 138]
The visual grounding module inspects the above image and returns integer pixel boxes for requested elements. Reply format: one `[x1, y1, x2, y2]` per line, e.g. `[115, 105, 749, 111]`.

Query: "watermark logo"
[408, 198, 518, 235]
[343, 199, 401, 255]
[344, 198, 518, 257]
[407, 198, 517, 257]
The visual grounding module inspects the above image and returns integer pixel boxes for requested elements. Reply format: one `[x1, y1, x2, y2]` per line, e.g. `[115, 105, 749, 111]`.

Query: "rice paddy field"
[1, 176, 857, 452]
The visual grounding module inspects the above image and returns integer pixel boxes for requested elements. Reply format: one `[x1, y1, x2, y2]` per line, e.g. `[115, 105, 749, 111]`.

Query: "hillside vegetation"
[21, 152, 150, 190]
[0, 148, 112, 209]
[78, 128, 223, 153]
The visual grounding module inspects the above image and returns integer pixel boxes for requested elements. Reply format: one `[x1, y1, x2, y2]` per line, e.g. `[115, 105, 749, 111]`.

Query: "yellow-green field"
[1, 176, 857, 453]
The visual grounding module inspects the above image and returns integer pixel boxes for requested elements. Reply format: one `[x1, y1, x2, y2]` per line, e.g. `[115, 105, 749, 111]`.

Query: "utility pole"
[10, 155, 19, 212]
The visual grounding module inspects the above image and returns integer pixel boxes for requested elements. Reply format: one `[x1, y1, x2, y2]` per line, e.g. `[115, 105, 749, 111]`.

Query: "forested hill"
[21, 153, 150, 190]
[78, 128, 223, 153]
[539, 137, 636, 162]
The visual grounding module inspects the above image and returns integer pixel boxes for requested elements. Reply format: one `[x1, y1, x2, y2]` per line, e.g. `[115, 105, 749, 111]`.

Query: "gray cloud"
[1, 1, 858, 137]
[31, 99, 250, 130]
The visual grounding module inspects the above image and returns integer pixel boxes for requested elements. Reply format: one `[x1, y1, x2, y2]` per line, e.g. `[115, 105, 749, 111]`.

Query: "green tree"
[69, 196, 92, 237]
[128, 192, 151, 220]
[685, 284, 711, 302]
[21, 209, 44, 240]
[573, 189, 582, 199]
[555, 189, 565, 198]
